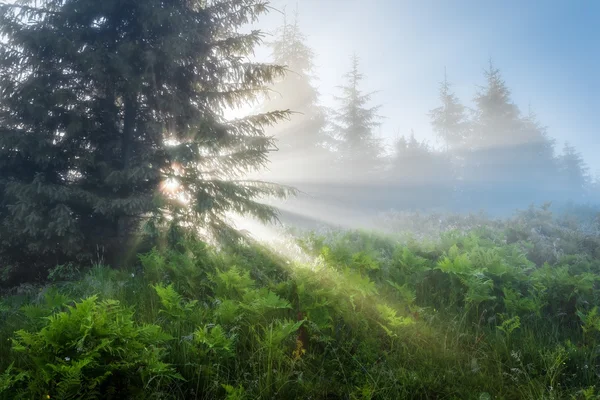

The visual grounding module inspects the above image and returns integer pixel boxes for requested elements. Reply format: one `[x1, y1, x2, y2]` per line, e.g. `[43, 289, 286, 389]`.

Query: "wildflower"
[65, 357, 70, 361]
[131, 273, 135, 278]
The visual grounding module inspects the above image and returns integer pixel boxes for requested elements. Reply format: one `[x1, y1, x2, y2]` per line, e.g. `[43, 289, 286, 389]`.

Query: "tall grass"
[1, 206, 600, 399]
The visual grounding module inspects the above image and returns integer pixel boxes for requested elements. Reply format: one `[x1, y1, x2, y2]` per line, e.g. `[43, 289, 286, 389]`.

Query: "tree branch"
[0, 2, 62, 16]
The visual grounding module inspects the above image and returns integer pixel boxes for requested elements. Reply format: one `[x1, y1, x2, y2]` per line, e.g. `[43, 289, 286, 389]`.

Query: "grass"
[1, 205, 600, 399]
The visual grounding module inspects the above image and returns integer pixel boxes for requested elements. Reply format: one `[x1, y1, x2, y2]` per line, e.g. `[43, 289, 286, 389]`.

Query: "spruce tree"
[0, 0, 292, 273]
[258, 8, 329, 186]
[465, 61, 557, 209]
[428, 71, 470, 206]
[429, 70, 469, 152]
[331, 54, 383, 178]
[469, 61, 521, 184]
[558, 143, 589, 201]
[519, 107, 560, 201]
[389, 132, 453, 209]
[264, 8, 327, 152]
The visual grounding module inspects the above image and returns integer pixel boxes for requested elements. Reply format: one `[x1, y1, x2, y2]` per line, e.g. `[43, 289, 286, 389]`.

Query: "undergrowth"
[1, 206, 600, 399]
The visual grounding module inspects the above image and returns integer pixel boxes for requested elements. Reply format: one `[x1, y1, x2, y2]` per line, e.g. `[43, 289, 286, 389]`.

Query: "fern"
[577, 307, 600, 345]
[376, 303, 414, 336]
[497, 315, 521, 337]
[242, 289, 292, 314]
[222, 383, 246, 400]
[153, 283, 198, 320]
[194, 324, 236, 358]
[212, 267, 255, 299]
[215, 299, 243, 325]
[2, 296, 180, 398]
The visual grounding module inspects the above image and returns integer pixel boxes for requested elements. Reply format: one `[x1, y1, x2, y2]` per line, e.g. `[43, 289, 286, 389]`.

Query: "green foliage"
[577, 307, 600, 345]
[153, 283, 198, 320]
[47, 264, 82, 283]
[222, 383, 246, 400]
[497, 315, 521, 337]
[2, 209, 600, 399]
[1, 296, 180, 399]
[0, 0, 293, 276]
[194, 324, 236, 359]
[212, 267, 256, 299]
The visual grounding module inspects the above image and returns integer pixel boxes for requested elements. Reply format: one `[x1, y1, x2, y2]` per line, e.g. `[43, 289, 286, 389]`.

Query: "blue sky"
[254, 0, 600, 172]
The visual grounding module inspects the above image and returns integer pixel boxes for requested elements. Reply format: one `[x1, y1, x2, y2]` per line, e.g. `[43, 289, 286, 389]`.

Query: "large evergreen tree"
[0, 0, 292, 273]
[331, 54, 383, 177]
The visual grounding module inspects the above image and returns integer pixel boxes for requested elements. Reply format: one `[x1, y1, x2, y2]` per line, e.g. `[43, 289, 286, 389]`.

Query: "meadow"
[1, 205, 599, 399]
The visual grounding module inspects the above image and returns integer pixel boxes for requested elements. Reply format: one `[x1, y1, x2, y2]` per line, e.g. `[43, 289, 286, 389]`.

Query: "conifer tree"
[558, 143, 590, 201]
[389, 132, 452, 209]
[331, 54, 383, 177]
[465, 61, 557, 209]
[265, 8, 327, 151]
[519, 107, 560, 201]
[0, 0, 292, 272]
[469, 61, 521, 182]
[259, 8, 329, 183]
[428, 71, 470, 205]
[429, 70, 469, 152]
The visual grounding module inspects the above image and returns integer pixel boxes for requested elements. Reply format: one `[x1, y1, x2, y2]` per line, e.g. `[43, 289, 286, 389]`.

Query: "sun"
[223, 102, 259, 121]
[160, 178, 180, 194]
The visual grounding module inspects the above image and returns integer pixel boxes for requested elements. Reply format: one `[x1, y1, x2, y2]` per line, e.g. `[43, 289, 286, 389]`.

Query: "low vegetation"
[1, 206, 599, 399]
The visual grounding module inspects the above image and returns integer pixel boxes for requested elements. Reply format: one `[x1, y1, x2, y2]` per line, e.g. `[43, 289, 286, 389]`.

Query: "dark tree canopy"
[0, 0, 292, 273]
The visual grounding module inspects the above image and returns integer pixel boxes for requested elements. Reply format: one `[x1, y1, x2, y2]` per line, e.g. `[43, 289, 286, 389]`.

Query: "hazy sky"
[253, 0, 599, 172]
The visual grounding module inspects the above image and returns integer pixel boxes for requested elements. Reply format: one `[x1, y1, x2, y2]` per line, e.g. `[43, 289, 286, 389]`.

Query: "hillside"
[1, 206, 600, 399]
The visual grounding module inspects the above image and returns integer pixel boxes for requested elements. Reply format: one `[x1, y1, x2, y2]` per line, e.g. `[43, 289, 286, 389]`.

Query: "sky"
[251, 0, 600, 172]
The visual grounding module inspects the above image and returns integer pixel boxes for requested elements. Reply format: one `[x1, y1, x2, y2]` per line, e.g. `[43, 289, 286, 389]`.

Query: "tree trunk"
[116, 94, 138, 267]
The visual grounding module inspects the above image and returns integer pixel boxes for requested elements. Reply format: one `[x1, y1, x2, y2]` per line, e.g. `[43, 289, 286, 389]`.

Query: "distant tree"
[429, 70, 470, 152]
[518, 107, 560, 200]
[262, 8, 328, 153]
[468, 61, 521, 181]
[589, 172, 600, 204]
[558, 143, 590, 201]
[0, 0, 292, 275]
[463, 61, 558, 210]
[428, 71, 470, 205]
[257, 8, 331, 187]
[389, 132, 453, 209]
[331, 55, 383, 177]
[392, 132, 436, 181]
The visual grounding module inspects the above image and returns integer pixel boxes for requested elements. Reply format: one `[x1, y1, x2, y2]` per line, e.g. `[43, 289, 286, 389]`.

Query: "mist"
[232, 0, 600, 233]
[2, 2, 600, 398]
